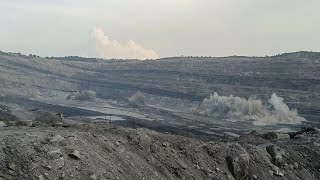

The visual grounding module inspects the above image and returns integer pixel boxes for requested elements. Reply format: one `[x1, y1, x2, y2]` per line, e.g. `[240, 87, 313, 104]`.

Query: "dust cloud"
[202, 92, 305, 126]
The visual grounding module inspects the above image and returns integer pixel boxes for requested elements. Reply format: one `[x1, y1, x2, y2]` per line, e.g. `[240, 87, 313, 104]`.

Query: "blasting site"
[1, 1, 320, 180]
[202, 92, 305, 126]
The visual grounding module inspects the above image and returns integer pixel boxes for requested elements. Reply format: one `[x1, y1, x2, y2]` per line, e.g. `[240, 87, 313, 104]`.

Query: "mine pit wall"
[1, 53, 320, 124]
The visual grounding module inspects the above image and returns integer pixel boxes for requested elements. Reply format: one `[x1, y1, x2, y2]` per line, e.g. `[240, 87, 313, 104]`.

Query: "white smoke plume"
[202, 92, 305, 126]
[92, 27, 159, 60]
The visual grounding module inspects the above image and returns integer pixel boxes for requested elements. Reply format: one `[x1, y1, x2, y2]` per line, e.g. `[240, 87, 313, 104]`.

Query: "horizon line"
[1, 50, 319, 61]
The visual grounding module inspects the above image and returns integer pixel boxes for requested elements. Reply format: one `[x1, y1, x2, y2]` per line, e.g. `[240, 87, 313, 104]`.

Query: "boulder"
[49, 134, 67, 146]
[266, 145, 284, 167]
[252, 174, 258, 179]
[52, 157, 65, 170]
[0, 121, 6, 128]
[66, 149, 81, 160]
[263, 132, 290, 140]
[226, 143, 250, 180]
[89, 174, 98, 180]
[128, 130, 152, 148]
[47, 149, 62, 159]
[272, 166, 284, 177]
[37, 175, 44, 180]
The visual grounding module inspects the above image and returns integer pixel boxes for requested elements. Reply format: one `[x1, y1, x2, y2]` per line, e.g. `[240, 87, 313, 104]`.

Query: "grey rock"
[293, 132, 307, 139]
[53, 157, 65, 170]
[129, 130, 152, 148]
[37, 175, 44, 180]
[272, 166, 284, 177]
[252, 174, 258, 179]
[268, 170, 274, 177]
[162, 142, 169, 147]
[266, 145, 284, 167]
[274, 133, 290, 140]
[227, 174, 235, 180]
[274, 171, 284, 177]
[47, 149, 62, 159]
[42, 165, 52, 170]
[8, 163, 16, 170]
[90, 174, 98, 180]
[0, 121, 6, 128]
[53, 122, 64, 127]
[60, 172, 66, 179]
[264, 132, 290, 140]
[17, 120, 33, 127]
[67, 149, 81, 160]
[226, 143, 250, 180]
[49, 134, 67, 146]
[178, 160, 188, 169]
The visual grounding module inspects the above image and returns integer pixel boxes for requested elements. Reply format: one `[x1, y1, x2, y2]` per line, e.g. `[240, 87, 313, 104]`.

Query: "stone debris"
[0, 123, 318, 180]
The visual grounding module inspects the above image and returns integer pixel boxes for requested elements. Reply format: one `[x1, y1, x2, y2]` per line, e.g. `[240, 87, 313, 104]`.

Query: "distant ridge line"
[1, 50, 320, 61]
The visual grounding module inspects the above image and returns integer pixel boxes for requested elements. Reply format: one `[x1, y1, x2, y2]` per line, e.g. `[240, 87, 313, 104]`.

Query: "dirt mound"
[0, 123, 319, 180]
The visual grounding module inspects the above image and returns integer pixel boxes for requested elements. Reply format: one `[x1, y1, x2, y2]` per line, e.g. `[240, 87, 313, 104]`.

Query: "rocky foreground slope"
[0, 122, 319, 180]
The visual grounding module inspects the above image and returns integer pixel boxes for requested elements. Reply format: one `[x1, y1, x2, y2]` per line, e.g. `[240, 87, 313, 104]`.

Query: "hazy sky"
[1, 0, 319, 59]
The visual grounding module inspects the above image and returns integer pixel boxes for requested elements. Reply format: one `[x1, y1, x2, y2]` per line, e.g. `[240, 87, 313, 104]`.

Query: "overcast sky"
[0, 0, 319, 59]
